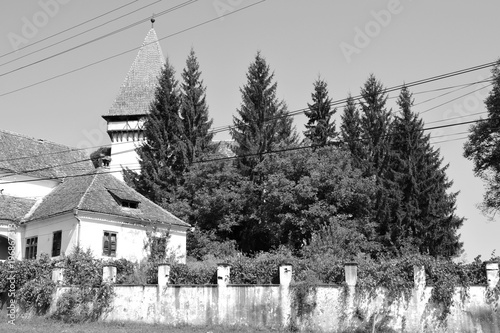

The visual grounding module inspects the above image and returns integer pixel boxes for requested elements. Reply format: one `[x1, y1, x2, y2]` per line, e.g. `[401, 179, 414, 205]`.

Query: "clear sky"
[1, 0, 500, 262]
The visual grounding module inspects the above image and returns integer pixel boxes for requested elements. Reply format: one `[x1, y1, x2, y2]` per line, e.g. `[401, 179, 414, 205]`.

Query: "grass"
[0, 316, 288, 333]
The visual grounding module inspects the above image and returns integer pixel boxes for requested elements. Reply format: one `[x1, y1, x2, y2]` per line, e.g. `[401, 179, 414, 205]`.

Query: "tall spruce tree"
[231, 52, 297, 177]
[304, 78, 336, 147]
[464, 60, 500, 215]
[359, 74, 392, 177]
[340, 94, 363, 160]
[180, 48, 214, 164]
[382, 86, 463, 257]
[124, 59, 187, 204]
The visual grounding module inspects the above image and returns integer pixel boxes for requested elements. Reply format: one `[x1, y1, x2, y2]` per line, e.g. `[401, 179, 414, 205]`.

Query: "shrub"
[51, 282, 114, 323]
[17, 276, 55, 315]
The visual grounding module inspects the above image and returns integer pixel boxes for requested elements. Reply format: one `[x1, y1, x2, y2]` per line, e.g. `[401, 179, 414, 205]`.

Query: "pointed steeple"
[105, 28, 165, 117]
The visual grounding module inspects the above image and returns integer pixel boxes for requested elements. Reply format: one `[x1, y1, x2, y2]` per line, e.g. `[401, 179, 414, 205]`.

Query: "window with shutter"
[52, 230, 62, 257]
[25, 236, 38, 259]
[102, 231, 117, 257]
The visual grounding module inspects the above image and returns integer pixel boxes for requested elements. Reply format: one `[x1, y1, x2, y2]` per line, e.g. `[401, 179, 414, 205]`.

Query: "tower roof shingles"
[105, 28, 165, 118]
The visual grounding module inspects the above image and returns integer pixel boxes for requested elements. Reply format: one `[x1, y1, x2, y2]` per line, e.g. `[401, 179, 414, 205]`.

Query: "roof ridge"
[76, 171, 99, 209]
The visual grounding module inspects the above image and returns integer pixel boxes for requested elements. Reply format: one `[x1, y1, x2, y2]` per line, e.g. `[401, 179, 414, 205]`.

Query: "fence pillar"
[51, 267, 64, 284]
[345, 262, 358, 287]
[486, 262, 499, 289]
[217, 263, 231, 287]
[102, 265, 117, 283]
[413, 265, 425, 291]
[158, 264, 171, 286]
[279, 264, 293, 286]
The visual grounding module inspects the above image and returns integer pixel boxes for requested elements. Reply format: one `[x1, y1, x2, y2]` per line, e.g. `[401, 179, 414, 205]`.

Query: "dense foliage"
[464, 59, 500, 215]
[122, 51, 463, 259]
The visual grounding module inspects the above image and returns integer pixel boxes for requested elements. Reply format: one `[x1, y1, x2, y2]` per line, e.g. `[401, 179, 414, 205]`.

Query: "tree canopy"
[464, 60, 500, 215]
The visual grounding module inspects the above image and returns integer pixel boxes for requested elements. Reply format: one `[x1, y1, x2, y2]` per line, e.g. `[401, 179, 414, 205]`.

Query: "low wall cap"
[345, 262, 358, 266]
[217, 263, 232, 267]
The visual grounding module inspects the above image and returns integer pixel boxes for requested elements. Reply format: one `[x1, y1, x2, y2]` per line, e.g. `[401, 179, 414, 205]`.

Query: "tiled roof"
[28, 169, 189, 228]
[0, 195, 36, 223]
[0, 129, 94, 179]
[105, 28, 165, 117]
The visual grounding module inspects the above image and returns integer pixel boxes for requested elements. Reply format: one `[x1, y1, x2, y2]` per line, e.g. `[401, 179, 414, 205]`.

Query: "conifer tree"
[340, 94, 363, 160]
[304, 78, 336, 147]
[180, 48, 214, 164]
[124, 59, 187, 204]
[359, 74, 392, 177]
[381, 86, 463, 257]
[231, 52, 297, 177]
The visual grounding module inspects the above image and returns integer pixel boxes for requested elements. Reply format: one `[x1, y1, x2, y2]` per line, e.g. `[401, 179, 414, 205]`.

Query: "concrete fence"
[50, 262, 500, 332]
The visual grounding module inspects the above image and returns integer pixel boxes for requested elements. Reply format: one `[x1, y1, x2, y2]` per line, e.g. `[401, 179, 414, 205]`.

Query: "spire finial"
[151, 14, 155, 28]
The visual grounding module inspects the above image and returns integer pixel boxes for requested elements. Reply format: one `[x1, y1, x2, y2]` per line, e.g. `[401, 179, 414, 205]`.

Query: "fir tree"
[340, 94, 363, 160]
[124, 59, 187, 204]
[231, 52, 297, 177]
[359, 74, 392, 177]
[180, 48, 214, 164]
[304, 78, 336, 147]
[381, 86, 463, 257]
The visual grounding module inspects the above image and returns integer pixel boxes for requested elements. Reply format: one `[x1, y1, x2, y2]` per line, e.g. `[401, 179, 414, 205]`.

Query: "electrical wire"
[0, 0, 197, 77]
[0, 116, 493, 185]
[0, 71, 496, 166]
[0, 0, 267, 98]
[0, 0, 138, 60]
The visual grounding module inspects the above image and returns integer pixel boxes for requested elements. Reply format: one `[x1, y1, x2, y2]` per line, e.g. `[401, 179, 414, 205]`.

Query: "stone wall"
[50, 263, 500, 332]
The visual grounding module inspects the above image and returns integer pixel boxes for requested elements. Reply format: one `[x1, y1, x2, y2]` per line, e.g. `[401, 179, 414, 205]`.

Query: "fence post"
[345, 262, 358, 287]
[51, 263, 64, 284]
[217, 263, 231, 287]
[102, 264, 117, 283]
[486, 262, 499, 289]
[158, 263, 171, 286]
[279, 264, 293, 286]
[344, 262, 358, 325]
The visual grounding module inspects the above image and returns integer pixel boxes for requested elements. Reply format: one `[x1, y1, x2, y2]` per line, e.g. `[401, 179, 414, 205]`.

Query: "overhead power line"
[0, 0, 198, 77]
[209, 75, 495, 135]
[0, 116, 491, 186]
[0, 0, 267, 98]
[0, 69, 495, 166]
[0, 0, 138, 60]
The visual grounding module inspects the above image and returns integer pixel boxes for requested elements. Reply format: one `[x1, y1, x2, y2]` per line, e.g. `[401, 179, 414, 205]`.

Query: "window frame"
[52, 230, 62, 257]
[102, 231, 117, 257]
[25, 236, 38, 260]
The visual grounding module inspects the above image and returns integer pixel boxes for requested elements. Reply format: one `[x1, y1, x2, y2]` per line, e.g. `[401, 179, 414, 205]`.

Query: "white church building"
[0, 26, 189, 263]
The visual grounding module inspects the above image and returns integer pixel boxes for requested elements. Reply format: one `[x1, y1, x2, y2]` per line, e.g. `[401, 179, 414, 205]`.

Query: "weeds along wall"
[47, 263, 500, 333]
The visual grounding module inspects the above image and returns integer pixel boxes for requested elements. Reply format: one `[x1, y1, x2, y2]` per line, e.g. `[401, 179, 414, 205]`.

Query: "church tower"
[102, 25, 165, 180]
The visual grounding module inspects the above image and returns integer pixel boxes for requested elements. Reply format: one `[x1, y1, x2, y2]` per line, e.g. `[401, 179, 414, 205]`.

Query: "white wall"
[77, 212, 186, 263]
[22, 213, 78, 259]
[108, 139, 143, 182]
[0, 172, 59, 199]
